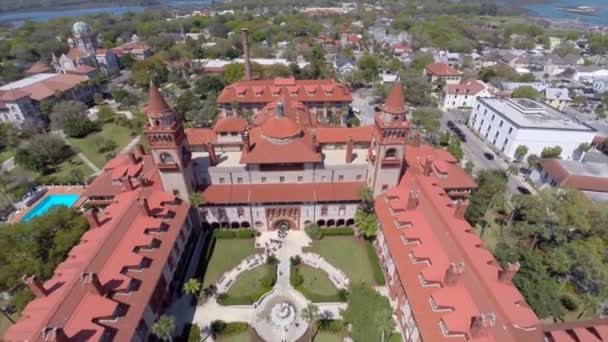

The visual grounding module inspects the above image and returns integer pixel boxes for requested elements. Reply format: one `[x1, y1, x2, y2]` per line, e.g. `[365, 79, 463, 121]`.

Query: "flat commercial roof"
[478, 98, 595, 132]
[559, 160, 608, 178]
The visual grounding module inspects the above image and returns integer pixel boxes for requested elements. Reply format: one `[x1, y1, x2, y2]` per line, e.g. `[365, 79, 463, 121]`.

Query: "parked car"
[516, 186, 531, 195]
[447, 120, 455, 128]
[483, 152, 495, 160]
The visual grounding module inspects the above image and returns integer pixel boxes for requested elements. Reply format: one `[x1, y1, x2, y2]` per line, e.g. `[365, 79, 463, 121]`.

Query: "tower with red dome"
[366, 83, 410, 196]
[143, 84, 196, 198]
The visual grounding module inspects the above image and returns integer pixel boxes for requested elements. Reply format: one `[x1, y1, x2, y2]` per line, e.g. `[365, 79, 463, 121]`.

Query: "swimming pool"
[21, 194, 80, 222]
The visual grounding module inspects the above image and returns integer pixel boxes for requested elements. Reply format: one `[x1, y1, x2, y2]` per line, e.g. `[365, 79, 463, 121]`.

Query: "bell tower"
[367, 83, 409, 196]
[143, 84, 196, 199]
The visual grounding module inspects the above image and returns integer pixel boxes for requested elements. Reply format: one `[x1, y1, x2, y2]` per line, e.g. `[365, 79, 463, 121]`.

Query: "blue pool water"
[22, 194, 79, 222]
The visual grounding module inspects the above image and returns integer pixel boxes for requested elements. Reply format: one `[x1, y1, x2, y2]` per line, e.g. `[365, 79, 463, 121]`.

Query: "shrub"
[322, 228, 354, 236]
[290, 266, 304, 287]
[337, 288, 348, 302]
[560, 293, 578, 312]
[305, 223, 323, 240]
[64, 116, 97, 138]
[210, 320, 226, 335]
[318, 319, 345, 333]
[187, 324, 201, 342]
[366, 242, 386, 285]
[266, 255, 278, 265]
[290, 255, 302, 266]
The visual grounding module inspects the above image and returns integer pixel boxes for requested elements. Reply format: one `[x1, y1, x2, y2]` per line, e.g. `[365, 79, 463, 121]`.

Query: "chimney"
[85, 208, 101, 228]
[407, 190, 419, 210]
[80, 272, 103, 295]
[241, 28, 252, 81]
[139, 198, 152, 217]
[444, 262, 465, 286]
[345, 136, 354, 163]
[207, 140, 217, 166]
[454, 200, 468, 220]
[423, 156, 433, 176]
[22, 275, 48, 298]
[498, 262, 520, 284]
[411, 133, 421, 147]
[135, 144, 145, 156]
[243, 130, 250, 152]
[469, 313, 496, 338]
[122, 176, 134, 192]
[41, 327, 69, 342]
[128, 151, 138, 164]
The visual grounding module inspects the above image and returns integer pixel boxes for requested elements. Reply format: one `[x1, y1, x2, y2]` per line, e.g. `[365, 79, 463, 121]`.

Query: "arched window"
[159, 152, 174, 164]
[385, 148, 397, 159]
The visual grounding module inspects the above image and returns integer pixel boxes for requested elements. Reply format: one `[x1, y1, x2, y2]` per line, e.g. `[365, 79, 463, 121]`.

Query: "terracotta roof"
[374, 169, 539, 341]
[213, 117, 248, 133]
[405, 144, 477, 191]
[201, 182, 365, 204]
[253, 96, 318, 128]
[4, 157, 190, 341]
[0, 74, 89, 102]
[446, 80, 487, 95]
[240, 126, 321, 164]
[145, 86, 173, 118]
[0, 89, 30, 101]
[25, 62, 51, 75]
[542, 318, 608, 342]
[425, 63, 463, 77]
[315, 126, 373, 144]
[382, 82, 407, 115]
[185, 128, 217, 146]
[72, 64, 97, 75]
[261, 115, 302, 139]
[539, 159, 608, 192]
[217, 78, 352, 104]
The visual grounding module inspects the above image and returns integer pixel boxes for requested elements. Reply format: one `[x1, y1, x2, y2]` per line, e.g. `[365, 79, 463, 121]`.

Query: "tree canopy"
[342, 285, 395, 342]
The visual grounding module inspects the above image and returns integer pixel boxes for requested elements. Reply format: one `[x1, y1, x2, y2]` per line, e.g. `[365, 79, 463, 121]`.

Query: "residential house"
[442, 80, 497, 110]
[334, 55, 357, 75]
[424, 63, 462, 86]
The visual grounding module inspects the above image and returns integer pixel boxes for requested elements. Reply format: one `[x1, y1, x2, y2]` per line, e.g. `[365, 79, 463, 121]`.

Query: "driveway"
[441, 109, 534, 195]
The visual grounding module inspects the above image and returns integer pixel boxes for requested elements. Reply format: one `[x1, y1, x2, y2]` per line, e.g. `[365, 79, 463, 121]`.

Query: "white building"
[544, 88, 571, 111]
[443, 80, 496, 110]
[469, 98, 596, 161]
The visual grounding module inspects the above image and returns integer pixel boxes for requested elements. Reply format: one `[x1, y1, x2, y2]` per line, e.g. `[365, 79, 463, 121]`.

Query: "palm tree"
[300, 303, 320, 341]
[152, 315, 176, 342]
[189, 192, 204, 208]
[183, 278, 202, 301]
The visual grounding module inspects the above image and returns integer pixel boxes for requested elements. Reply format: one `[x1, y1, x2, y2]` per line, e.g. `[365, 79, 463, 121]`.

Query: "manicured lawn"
[68, 123, 134, 168]
[222, 264, 275, 305]
[314, 331, 342, 342]
[218, 331, 251, 342]
[49, 156, 96, 181]
[311, 236, 383, 286]
[294, 264, 342, 302]
[202, 238, 256, 288]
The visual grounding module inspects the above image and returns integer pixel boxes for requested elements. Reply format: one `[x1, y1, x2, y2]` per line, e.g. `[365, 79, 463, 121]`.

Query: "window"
[297, 176, 303, 182]
[508, 127, 513, 134]
[491, 114, 495, 121]
[338, 175, 344, 181]
[261, 177, 267, 183]
[338, 205, 346, 216]
[159, 152, 174, 164]
[499, 120, 503, 127]
[356, 174, 362, 181]
[219, 177, 225, 184]
[385, 148, 397, 158]
[382, 185, 389, 191]
[237, 208, 245, 218]
[237, 177, 243, 184]
[279, 176, 285, 183]
[476, 104, 480, 110]
[321, 206, 328, 216]
[321, 175, 327, 182]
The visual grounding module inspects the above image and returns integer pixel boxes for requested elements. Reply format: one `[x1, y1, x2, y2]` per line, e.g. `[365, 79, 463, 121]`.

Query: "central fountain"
[270, 302, 296, 327]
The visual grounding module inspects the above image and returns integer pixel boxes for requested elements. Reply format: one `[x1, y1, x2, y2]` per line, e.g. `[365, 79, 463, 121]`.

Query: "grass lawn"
[311, 236, 382, 286]
[49, 156, 96, 180]
[202, 238, 256, 288]
[294, 264, 342, 302]
[217, 331, 251, 342]
[314, 331, 342, 342]
[68, 123, 134, 168]
[222, 265, 275, 305]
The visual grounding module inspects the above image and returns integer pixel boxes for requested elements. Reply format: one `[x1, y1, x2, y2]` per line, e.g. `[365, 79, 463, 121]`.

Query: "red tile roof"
[185, 128, 217, 146]
[542, 318, 608, 342]
[217, 78, 352, 105]
[425, 63, 463, 77]
[4, 164, 190, 341]
[405, 144, 477, 191]
[201, 182, 365, 204]
[0, 74, 89, 102]
[446, 80, 487, 95]
[539, 159, 608, 192]
[240, 126, 321, 164]
[375, 169, 540, 341]
[65, 47, 89, 61]
[72, 64, 97, 75]
[315, 126, 373, 144]
[253, 96, 318, 128]
[382, 82, 407, 115]
[261, 115, 302, 139]
[214, 117, 248, 133]
[145, 85, 173, 118]
[0, 89, 30, 101]
[25, 62, 51, 75]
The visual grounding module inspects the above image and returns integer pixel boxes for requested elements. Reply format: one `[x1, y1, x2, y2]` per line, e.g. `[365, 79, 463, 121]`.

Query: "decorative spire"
[146, 82, 172, 118]
[382, 82, 407, 115]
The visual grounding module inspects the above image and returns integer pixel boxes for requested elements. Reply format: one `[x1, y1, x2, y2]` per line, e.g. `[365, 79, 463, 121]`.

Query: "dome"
[261, 116, 302, 141]
[72, 21, 92, 36]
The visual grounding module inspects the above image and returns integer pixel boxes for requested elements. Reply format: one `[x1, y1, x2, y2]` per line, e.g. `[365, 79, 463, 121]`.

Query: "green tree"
[97, 105, 117, 123]
[183, 278, 202, 297]
[357, 186, 374, 213]
[301, 303, 320, 340]
[357, 54, 381, 83]
[527, 154, 540, 169]
[411, 107, 442, 135]
[410, 53, 433, 72]
[464, 160, 475, 175]
[223, 63, 245, 84]
[152, 315, 176, 342]
[402, 71, 433, 106]
[511, 86, 541, 100]
[188, 324, 201, 342]
[49, 100, 89, 131]
[515, 145, 529, 161]
[355, 208, 378, 238]
[14, 134, 72, 173]
[541, 146, 562, 159]
[63, 115, 97, 138]
[465, 170, 507, 225]
[447, 137, 463, 161]
[305, 223, 323, 240]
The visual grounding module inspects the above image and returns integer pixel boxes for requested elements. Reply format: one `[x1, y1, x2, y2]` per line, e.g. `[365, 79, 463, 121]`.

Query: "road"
[440, 109, 534, 195]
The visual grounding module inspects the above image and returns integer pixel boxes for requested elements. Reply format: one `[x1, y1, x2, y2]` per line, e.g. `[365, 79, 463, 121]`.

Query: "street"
[440, 109, 535, 195]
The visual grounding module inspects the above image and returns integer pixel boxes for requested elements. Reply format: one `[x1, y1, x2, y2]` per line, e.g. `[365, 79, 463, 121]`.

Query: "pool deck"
[11, 185, 86, 223]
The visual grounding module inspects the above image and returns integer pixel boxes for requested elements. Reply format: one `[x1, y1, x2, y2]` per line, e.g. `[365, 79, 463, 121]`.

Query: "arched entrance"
[273, 219, 293, 231]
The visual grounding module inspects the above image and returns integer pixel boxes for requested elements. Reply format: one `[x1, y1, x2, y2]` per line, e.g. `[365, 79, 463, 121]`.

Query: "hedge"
[213, 229, 255, 239]
[317, 319, 345, 333]
[366, 241, 386, 285]
[210, 321, 249, 336]
[322, 227, 354, 236]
